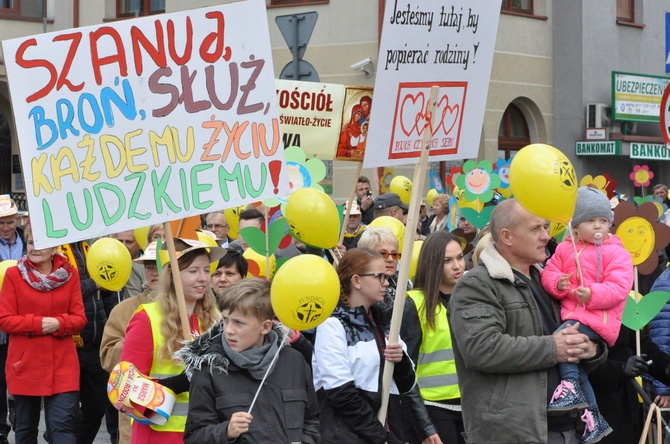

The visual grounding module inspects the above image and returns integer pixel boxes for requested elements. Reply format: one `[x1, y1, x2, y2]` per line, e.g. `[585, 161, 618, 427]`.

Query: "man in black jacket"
[59, 241, 120, 444]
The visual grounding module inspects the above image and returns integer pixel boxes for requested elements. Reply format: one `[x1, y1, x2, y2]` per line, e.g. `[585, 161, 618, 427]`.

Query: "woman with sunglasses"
[401, 231, 466, 444]
[358, 227, 406, 322]
[312, 248, 416, 444]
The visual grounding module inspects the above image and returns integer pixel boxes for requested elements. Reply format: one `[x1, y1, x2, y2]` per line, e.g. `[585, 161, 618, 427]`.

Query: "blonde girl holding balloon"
[120, 238, 224, 444]
[312, 248, 416, 444]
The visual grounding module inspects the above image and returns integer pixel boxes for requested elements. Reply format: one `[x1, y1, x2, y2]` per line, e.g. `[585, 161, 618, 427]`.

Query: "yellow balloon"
[133, 226, 150, 250]
[426, 189, 439, 207]
[243, 249, 277, 279]
[86, 238, 132, 291]
[390, 176, 412, 205]
[223, 206, 245, 240]
[285, 188, 340, 249]
[271, 255, 339, 331]
[549, 221, 567, 239]
[409, 240, 423, 282]
[368, 216, 406, 253]
[509, 144, 578, 223]
[0, 260, 17, 291]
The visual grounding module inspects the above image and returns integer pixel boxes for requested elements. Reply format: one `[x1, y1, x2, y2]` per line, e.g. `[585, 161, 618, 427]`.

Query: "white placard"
[2, 0, 288, 248]
[364, 1, 501, 168]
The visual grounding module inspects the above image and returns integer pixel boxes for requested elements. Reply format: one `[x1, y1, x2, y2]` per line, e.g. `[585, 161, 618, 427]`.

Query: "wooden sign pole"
[377, 85, 440, 423]
[163, 222, 191, 341]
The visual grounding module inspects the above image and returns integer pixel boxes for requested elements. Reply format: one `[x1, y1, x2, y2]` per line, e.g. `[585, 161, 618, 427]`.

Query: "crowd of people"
[2, 178, 670, 443]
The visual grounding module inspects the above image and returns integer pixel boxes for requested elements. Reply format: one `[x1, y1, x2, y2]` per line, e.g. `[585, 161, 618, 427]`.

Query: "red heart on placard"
[400, 92, 426, 136]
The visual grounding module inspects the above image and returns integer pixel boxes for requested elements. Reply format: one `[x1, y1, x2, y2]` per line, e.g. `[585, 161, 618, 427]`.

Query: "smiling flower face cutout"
[455, 160, 501, 203]
[616, 217, 654, 265]
[613, 201, 670, 274]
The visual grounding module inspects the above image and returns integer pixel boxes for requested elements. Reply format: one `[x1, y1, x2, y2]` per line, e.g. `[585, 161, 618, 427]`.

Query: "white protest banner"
[364, 0, 501, 168]
[2, 0, 288, 249]
[276, 79, 345, 159]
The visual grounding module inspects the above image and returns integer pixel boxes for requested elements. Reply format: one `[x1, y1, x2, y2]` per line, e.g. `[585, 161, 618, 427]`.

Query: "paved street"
[6, 410, 109, 444]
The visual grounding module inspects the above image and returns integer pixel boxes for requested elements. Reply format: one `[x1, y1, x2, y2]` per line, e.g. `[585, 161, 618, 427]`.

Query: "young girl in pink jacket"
[542, 186, 634, 444]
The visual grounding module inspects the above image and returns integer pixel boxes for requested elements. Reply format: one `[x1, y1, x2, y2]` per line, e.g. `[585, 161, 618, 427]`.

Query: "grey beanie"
[571, 186, 613, 227]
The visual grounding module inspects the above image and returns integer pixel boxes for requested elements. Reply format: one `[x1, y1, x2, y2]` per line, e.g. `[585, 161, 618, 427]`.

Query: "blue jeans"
[14, 391, 78, 444]
[554, 320, 600, 410]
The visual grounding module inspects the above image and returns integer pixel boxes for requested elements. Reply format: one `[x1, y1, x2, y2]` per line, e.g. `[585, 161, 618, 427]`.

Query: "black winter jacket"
[178, 322, 320, 444]
[68, 242, 120, 348]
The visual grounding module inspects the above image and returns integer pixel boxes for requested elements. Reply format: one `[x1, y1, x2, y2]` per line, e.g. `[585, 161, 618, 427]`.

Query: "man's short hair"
[217, 250, 248, 277]
[239, 208, 264, 223]
[358, 176, 370, 185]
[490, 199, 521, 243]
[219, 278, 273, 322]
[653, 184, 668, 192]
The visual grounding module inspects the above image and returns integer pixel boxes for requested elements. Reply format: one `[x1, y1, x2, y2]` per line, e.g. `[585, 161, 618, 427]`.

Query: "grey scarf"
[221, 329, 280, 380]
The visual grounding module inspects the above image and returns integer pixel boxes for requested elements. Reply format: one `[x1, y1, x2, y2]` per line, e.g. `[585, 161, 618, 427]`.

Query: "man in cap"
[0, 195, 25, 261]
[342, 201, 366, 250]
[373, 192, 408, 223]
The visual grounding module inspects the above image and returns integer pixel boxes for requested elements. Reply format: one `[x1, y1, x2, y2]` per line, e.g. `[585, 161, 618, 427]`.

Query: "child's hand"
[384, 342, 404, 363]
[226, 412, 253, 440]
[575, 287, 591, 304]
[557, 273, 572, 291]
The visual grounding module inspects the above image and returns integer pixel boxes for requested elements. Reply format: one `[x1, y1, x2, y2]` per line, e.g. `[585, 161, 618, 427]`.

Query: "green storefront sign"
[630, 143, 670, 160]
[575, 141, 621, 156]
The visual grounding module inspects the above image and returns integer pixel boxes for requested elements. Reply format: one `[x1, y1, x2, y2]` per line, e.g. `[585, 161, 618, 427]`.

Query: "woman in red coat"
[0, 224, 87, 444]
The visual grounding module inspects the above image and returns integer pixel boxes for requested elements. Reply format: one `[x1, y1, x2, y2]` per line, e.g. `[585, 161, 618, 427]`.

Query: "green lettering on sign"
[575, 141, 621, 156]
[630, 143, 670, 160]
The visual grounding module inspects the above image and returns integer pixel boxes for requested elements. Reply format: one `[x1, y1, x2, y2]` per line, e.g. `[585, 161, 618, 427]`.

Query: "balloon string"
[567, 221, 585, 288]
[248, 334, 288, 415]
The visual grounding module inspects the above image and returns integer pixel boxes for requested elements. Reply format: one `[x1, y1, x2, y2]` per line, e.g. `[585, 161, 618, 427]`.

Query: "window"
[501, 0, 533, 14]
[0, 0, 45, 19]
[616, 0, 634, 22]
[498, 104, 530, 160]
[117, 0, 165, 18]
[269, 0, 328, 7]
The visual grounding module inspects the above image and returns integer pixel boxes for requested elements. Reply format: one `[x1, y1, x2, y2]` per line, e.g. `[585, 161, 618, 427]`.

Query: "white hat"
[134, 242, 158, 263]
[160, 238, 227, 263]
[0, 195, 18, 218]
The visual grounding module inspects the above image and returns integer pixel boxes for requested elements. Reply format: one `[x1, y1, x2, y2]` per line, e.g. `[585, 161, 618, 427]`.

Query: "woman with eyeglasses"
[400, 231, 466, 444]
[312, 248, 416, 444]
[358, 227, 407, 322]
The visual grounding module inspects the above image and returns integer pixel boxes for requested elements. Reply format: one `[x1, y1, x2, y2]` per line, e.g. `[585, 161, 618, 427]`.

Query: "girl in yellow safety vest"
[120, 238, 225, 444]
[401, 231, 466, 444]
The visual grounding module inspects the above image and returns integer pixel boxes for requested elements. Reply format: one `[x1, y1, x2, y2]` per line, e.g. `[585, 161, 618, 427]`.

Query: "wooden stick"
[635, 265, 641, 356]
[377, 85, 440, 424]
[338, 162, 364, 247]
[264, 206, 271, 281]
[163, 222, 191, 341]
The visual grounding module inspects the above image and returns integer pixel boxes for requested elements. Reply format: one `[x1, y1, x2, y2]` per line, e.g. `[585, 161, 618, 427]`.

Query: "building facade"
[0, 0, 654, 210]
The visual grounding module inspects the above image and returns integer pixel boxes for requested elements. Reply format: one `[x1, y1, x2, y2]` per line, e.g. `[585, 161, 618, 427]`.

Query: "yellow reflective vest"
[143, 302, 191, 432]
[407, 290, 460, 401]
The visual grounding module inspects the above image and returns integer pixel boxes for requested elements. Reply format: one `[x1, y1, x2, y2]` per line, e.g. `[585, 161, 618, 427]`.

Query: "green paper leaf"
[241, 221, 288, 256]
[460, 206, 494, 229]
[274, 256, 290, 276]
[267, 219, 288, 253]
[622, 290, 670, 330]
[633, 196, 646, 206]
[240, 227, 268, 256]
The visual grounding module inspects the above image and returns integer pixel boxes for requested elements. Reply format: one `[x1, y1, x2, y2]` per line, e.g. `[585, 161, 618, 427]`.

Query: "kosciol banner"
[364, 0, 501, 168]
[2, 0, 288, 249]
